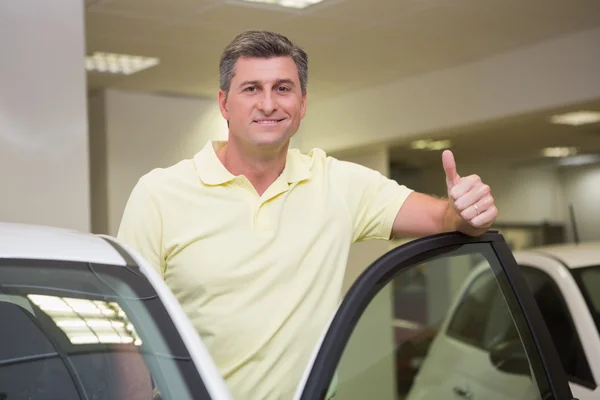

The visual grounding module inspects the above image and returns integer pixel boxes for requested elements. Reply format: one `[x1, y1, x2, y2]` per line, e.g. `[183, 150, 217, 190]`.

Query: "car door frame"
[295, 230, 575, 400]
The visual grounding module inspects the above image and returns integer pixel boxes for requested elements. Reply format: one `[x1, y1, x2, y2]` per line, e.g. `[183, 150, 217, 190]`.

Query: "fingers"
[442, 150, 460, 188]
[470, 205, 498, 228]
[449, 173, 496, 228]
[448, 174, 485, 202]
[444, 158, 497, 230]
[459, 194, 495, 221]
[451, 177, 490, 211]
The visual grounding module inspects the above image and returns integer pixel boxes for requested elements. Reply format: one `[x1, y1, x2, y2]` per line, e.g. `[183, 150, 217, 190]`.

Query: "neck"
[217, 138, 289, 195]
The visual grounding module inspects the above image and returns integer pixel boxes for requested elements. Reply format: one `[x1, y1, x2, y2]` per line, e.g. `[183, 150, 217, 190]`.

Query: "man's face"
[218, 56, 306, 149]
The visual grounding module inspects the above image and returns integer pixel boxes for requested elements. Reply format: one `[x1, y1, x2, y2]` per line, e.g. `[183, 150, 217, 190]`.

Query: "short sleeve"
[116, 178, 166, 278]
[329, 158, 413, 243]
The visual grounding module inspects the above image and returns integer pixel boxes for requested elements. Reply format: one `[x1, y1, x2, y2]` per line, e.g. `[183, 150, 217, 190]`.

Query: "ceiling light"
[239, 0, 325, 9]
[411, 139, 452, 151]
[85, 52, 159, 75]
[549, 111, 600, 126]
[542, 146, 578, 158]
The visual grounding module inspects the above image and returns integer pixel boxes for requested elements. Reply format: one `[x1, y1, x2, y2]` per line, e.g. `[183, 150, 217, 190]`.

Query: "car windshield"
[571, 265, 600, 333]
[0, 258, 210, 400]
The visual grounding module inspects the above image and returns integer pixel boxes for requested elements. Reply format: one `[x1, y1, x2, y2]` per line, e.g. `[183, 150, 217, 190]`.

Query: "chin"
[248, 130, 290, 146]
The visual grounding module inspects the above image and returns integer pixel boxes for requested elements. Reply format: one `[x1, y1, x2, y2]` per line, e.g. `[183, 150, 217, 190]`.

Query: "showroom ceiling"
[85, 0, 600, 102]
[84, 0, 600, 166]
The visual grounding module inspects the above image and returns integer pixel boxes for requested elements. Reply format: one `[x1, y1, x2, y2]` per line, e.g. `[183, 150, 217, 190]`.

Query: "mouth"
[253, 118, 285, 125]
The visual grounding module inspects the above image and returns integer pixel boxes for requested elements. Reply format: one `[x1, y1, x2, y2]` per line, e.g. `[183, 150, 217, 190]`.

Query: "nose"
[258, 92, 276, 115]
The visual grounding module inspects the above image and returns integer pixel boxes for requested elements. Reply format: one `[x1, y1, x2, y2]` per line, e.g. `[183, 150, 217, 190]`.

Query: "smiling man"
[117, 30, 498, 399]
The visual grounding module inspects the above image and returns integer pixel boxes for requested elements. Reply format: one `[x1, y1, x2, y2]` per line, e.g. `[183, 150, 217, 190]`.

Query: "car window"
[0, 259, 212, 400]
[521, 265, 595, 388]
[577, 266, 600, 312]
[445, 270, 499, 348]
[446, 268, 521, 353]
[572, 265, 600, 333]
[306, 242, 557, 400]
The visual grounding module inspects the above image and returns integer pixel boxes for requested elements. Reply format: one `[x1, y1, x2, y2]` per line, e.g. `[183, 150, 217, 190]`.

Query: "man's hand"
[442, 150, 497, 234]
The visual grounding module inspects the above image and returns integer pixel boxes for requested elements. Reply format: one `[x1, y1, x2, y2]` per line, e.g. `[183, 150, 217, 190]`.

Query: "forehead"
[232, 56, 300, 84]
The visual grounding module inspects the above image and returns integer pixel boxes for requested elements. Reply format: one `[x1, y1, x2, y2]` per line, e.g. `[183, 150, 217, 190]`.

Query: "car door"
[293, 231, 576, 400]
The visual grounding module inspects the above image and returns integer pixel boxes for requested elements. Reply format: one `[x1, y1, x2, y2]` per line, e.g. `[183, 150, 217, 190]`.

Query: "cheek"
[283, 98, 304, 116]
[229, 102, 251, 119]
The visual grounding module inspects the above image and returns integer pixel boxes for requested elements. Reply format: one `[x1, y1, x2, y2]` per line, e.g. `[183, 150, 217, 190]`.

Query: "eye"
[277, 86, 291, 92]
[244, 86, 257, 92]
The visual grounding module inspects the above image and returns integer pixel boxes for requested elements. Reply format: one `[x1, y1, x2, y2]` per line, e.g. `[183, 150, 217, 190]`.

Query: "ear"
[218, 89, 229, 121]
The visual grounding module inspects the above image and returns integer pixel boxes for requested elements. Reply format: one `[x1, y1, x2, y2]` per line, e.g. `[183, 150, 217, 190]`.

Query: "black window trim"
[298, 230, 574, 400]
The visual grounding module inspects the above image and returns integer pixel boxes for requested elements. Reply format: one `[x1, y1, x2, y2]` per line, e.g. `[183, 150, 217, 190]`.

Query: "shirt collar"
[282, 148, 312, 183]
[194, 141, 312, 186]
[194, 141, 236, 185]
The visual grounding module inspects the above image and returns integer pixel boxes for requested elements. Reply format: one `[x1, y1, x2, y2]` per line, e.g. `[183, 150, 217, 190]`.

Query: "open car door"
[294, 231, 577, 400]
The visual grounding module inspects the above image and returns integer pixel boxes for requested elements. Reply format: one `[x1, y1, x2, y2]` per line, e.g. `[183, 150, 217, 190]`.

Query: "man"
[117, 30, 497, 399]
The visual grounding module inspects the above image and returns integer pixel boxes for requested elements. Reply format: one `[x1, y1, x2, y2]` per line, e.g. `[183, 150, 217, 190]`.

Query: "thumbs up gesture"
[443, 150, 497, 230]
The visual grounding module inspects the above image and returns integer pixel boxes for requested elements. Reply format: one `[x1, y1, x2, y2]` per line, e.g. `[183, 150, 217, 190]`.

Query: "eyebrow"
[238, 79, 297, 88]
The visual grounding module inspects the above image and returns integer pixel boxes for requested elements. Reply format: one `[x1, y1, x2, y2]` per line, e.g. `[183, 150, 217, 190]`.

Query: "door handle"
[452, 385, 473, 399]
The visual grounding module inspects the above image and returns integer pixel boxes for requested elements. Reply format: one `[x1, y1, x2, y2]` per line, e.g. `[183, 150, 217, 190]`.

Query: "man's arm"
[391, 150, 497, 238]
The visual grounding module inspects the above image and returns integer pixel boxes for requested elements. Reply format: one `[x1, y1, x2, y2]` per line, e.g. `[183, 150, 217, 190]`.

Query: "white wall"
[0, 0, 90, 232]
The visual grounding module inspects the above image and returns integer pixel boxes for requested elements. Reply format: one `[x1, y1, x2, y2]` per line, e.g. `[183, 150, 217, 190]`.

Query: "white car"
[407, 241, 600, 400]
[0, 222, 578, 400]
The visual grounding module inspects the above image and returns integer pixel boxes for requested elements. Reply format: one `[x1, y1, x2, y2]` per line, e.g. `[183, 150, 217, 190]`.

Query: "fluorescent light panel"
[86, 52, 159, 75]
[542, 146, 578, 158]
[240, 0, 325, 9]
[550, 111, 600, 126]
[411, 139, 452, 151]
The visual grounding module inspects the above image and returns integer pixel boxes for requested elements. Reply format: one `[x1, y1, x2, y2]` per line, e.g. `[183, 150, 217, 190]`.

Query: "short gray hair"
[219, 30, 308, 95]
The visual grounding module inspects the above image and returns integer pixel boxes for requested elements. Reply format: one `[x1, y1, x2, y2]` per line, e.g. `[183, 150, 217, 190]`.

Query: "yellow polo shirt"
[117, 140, 413, 399]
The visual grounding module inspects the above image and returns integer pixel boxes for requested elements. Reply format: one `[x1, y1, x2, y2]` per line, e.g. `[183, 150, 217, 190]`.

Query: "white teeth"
[256, 120, 280, 124]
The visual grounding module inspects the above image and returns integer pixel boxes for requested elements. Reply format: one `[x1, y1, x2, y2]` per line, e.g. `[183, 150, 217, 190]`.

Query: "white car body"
[0, 222, 234, 399]
[514, 243, 600, 400]
[408, 241, 600, 400]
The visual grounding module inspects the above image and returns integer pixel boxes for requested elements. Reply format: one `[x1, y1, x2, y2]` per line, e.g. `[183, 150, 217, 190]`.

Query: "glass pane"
[326, 245, 546, 400]
[0, 260, 210, 400]
[575, 266, 600, 315]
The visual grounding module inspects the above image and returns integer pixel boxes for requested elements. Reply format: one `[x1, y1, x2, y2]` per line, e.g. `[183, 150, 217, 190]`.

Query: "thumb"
[442, 150, 460, 189]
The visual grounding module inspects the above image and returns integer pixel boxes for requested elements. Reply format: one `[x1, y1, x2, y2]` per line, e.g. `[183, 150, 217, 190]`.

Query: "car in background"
[513, 242, 600, 400]
[0, 222, 577, 400]
[406, 241, 600, 400]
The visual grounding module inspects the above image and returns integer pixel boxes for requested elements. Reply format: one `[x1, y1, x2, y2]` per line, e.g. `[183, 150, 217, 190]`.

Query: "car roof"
[0, 222, 127, 266]
[518, 241, 600, 269]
